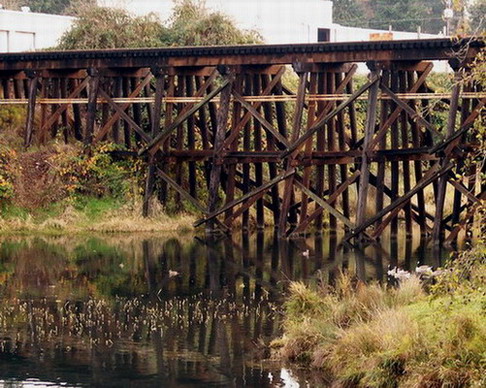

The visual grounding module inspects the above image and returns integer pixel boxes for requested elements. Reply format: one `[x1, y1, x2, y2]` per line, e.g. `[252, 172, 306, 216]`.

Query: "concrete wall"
[0, 9, 75, 52]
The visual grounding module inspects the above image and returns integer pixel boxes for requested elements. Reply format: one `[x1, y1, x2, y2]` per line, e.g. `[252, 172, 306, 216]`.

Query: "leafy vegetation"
[469, 0, 486, 33]
[0, 0, 95, 15]
[57, 7, 171, 50]
[167, 0, 262, 46]
[57, 0, 261, 50]
[330, 0, 484, 35]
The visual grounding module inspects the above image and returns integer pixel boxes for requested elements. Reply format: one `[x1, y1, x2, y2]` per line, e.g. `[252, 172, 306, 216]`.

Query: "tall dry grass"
[274, 266, 486, 387]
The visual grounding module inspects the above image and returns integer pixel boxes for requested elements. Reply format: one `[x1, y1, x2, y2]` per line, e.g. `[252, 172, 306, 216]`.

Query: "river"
[0, 231, 451, 387]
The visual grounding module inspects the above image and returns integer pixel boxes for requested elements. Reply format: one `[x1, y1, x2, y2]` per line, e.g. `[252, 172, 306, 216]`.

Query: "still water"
[0, 231, 451, 387]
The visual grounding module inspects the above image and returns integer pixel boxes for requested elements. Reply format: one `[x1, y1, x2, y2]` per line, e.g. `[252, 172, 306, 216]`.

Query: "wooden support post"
[24, 72, 39, 148]
[122, 78, 132, 148]
[278, 70, 307, 236]
[100, 80, 110, 142]
[175, 75, 185, 209]
[409, 71, 427, 234]
[298, 72, 318, 229]
[72, 79, 83, 141]
[375, 70, 389, 228]
[85, 69, 100, 146]
[451, 82, 471, 233]
[253, 74, 264, 229]
[390, 71, 400, 236]
[59, 78, 69, 143]
[399, 70, 412, 236]
[50, 78, 60, 139]
[327, 72, 337, 231]
[195, 76, 211, 188]
[262, 74, 280, 226]
[143, 67, 165, 217]
[355, 65, 380, 240]
[224, 74, 243, 225]
[432, 67, 461, 243]
[160, 74, 176, 205]
[242, 74, 252, 231]
[315, 72, 327, 230]
[112, 77, 122, 144]
[207, 68, 234, 233]
[132, 77, 143, 144]
[187, 75, 197, 199]
[336, 72, 350, 227]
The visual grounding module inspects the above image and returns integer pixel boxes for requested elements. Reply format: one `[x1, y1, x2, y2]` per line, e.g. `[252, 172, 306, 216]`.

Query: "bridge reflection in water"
[0, 232, 452, 386]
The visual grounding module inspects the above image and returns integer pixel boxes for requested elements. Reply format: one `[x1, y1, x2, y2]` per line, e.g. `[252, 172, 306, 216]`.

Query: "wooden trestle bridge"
[1, 38, 484, 241]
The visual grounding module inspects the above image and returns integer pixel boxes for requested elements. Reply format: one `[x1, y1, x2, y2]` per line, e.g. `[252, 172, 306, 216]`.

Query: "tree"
[27, 0, 71, 14]
[469, 0, 486, 33]
[330, 0, 364, 27]
[57, 7, 170, 50]
[56, 1, 262, 50]
[0, 0, 96, 15]
[167, 0, 262, 46]
[366, 0, 445, 34]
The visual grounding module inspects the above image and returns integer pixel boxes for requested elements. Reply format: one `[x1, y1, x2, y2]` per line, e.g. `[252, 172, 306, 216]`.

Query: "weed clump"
[275, 247, 486, 387]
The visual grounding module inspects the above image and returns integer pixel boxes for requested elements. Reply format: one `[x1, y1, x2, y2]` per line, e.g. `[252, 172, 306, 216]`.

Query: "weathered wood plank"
[24, 74, 39, 147]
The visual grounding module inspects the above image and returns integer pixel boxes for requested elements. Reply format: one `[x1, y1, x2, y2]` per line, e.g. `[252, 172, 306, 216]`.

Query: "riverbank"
[273, 244, 486, 387]
[0, 196, 196, 235]
[1, 140, 198, 234]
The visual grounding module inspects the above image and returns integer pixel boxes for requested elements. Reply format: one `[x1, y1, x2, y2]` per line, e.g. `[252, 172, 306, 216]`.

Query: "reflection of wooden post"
[85, 68, 100, 146]
[355, 64, 380, 240]
[24, 71, 39, 147]
[207, 68, 233, 234]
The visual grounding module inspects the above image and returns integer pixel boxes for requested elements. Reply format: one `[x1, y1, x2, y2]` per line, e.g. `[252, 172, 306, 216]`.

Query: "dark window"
[317, 28, 331, 42]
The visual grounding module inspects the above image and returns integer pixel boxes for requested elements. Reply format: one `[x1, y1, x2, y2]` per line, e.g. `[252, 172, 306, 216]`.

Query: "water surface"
[0, 231, 451, 387]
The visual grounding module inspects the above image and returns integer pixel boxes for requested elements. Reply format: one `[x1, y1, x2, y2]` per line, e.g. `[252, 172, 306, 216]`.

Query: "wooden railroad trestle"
[1, 38, 484, 242]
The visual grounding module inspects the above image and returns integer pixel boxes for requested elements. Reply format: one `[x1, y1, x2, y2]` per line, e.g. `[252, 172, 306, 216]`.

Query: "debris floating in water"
[387, 267, 411, 281]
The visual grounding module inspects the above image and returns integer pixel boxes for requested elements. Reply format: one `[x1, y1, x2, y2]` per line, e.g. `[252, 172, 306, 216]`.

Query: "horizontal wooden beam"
[0, 38, 482, 70]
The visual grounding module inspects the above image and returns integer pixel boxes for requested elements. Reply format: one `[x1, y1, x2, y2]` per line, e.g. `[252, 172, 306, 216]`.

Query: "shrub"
[0, 145, 16, 204]
[48, 142, 140, 200]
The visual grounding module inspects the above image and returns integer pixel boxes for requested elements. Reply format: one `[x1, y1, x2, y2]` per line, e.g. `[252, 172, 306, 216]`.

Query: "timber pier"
[1, 38, 484, 241]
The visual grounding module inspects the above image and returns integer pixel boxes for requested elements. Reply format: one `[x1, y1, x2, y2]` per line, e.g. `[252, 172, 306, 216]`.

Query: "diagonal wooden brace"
[281, 76, 379, 159]
[94, 71, 153, 143]
[98, 88, 151, 143]
[139, 76, 229, 156]
[346, 161, 454, 241]
[40, 77, 89, 135]
[194, 168, 296, 228]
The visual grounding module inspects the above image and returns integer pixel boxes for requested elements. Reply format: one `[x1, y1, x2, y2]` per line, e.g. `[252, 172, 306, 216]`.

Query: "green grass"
[0, 195, 196, 235]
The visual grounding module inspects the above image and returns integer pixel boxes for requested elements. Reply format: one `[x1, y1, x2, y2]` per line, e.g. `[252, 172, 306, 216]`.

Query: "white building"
[0, 8, 75, 52]
[0, 1, 443, 53]
[98, 0, 442, 44]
